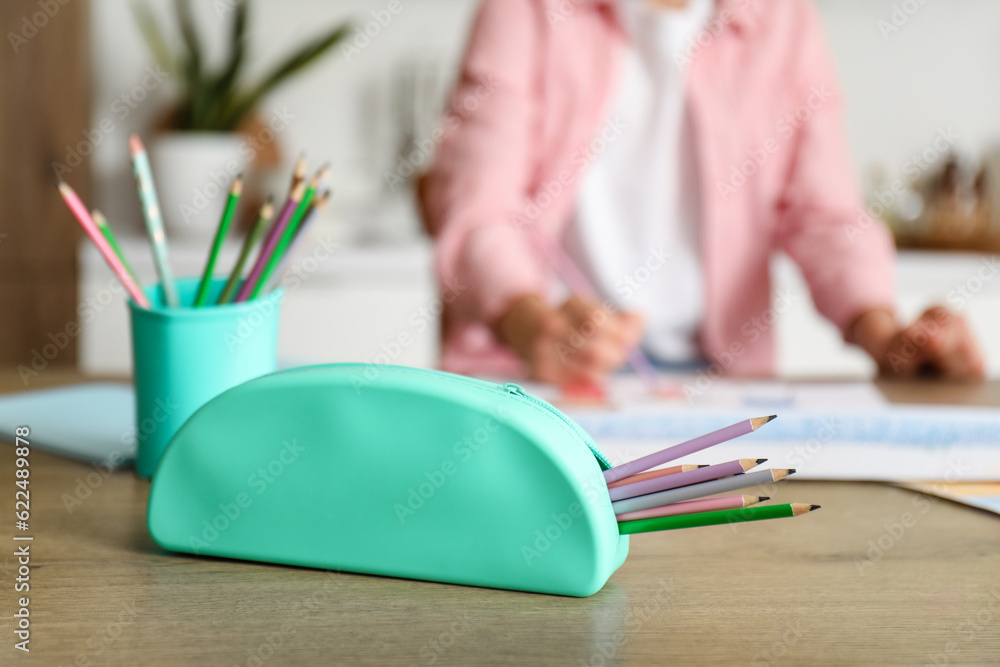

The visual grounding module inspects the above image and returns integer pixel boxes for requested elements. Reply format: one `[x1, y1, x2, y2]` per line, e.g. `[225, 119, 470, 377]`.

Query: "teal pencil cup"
[129, 277, 282, 479]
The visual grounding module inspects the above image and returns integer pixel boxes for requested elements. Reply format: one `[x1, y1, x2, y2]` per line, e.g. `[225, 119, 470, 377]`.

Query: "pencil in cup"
[611, 468, 796, 515]
[603, 415, 776, 484]
[129, 134, 179, 307]
[235, 182, 306, 302]
[248, 167, 328, 300]
[615, 495, 768, 522]
[608, 458, 766, 502]
[92, 210, 141, 286]
[617, 503, 820, 535]
[218, 198, 275, 305]
[194, 175, 243, 307]
[57, 180, 150, 308]
[261, 189, 330, 293]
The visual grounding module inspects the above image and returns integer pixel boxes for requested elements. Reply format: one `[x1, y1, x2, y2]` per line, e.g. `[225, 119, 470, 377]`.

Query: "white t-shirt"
[563, 0, 713, 362]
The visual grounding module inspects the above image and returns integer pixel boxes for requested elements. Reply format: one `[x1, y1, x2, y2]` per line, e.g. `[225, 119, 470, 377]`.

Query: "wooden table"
[2, 374, 999, 665]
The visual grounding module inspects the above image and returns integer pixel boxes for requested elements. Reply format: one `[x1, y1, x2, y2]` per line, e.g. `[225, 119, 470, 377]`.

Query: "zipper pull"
[503, 383, 526, 396]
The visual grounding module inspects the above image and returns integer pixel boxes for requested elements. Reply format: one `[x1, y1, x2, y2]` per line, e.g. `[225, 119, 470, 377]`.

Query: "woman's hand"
[851, 306, 985, 381]
[497, 295, 645, 385]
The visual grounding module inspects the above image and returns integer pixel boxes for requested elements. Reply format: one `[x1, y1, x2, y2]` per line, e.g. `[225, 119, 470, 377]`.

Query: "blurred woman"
[421, 0, 983, 384]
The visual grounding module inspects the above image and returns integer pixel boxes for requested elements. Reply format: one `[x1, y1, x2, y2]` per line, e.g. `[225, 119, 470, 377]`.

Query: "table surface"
[2, 373, 999, 666]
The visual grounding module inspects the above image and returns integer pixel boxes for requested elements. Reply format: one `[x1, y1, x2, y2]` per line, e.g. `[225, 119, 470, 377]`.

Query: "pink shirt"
[421, 0, 896, 377]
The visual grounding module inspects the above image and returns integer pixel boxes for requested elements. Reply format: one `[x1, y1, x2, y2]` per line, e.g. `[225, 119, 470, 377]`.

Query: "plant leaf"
[130, 2, 176, 75]
[218, 23, 350, 130]
[175, 0, 210, 128]
[204, 0, 248, 128]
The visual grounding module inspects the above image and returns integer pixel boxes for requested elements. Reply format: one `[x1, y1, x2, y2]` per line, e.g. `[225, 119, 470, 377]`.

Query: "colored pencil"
[611, 468, 795, 514]
[91, 209, 141, 287]
[234, 181, 306, 302]
[248, 166, 328, 300]
[606, 464, 705, 489]
[262, 189, 330, 293]
[603, 415, 777, 484]
[617, 503, 820, 535]
[218, 198, 275, 304]
[608, 458, 766, 502]
[194, 175, 243, 306]
[615, 495, 768, 522]
[57, 180, 151, 308]
[288, 153, 307, 192]
[531, 229, 662, 390]
[129, 134, 179, 307]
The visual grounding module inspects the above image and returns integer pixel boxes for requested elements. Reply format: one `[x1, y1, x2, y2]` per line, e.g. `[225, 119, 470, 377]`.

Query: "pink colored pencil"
[603, 415, 776, 484]
[234, 181, 306, 302]
[606, 464, 703, 489]
[615, 495, 767, 522]
[609, 458, 766, 502]
[57, 180, 151, 308]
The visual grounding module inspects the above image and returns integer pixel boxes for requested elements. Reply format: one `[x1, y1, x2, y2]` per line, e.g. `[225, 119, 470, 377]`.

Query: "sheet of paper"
[896, 482, 1000, 515]
[514, 375, 999, 482]
[0, 383, 135, 468]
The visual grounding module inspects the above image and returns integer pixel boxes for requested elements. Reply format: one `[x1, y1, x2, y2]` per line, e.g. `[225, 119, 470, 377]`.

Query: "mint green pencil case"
[147, 364, 628, 597]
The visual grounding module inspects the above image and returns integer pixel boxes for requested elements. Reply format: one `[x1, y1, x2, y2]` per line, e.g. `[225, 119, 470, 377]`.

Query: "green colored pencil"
[247, 165, 328, 300]
[91, 209, 141, 288]
[617, 503, 820, 535]
[194, 175, 243, 307]
[218, 197, 275, 304]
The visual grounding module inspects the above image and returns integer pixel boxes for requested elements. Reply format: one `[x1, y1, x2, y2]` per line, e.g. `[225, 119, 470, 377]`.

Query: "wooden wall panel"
[0, 0, 90, 370]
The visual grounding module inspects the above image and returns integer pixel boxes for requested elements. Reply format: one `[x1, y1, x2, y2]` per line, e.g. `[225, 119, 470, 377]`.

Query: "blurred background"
[2, 0, 999, 381]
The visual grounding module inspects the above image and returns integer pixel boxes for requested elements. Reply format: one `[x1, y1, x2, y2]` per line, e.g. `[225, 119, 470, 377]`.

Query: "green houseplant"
[132, 0, 348, 235]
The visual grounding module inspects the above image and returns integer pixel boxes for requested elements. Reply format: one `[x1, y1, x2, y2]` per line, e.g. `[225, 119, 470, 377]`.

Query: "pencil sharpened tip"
[755, 458, 767, 464]
[787, 469, 797, 474]
[809, 505, 821, 511]
[697, 464, 710, 468]
[128, 133, 145, 154]
[759, 497, 771, 502]
[766, 415, 777, 423]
